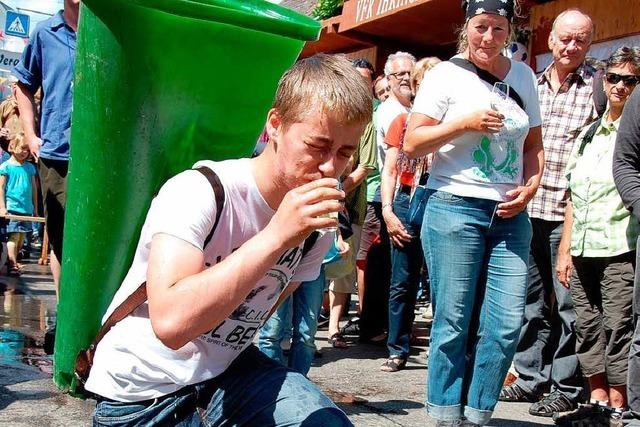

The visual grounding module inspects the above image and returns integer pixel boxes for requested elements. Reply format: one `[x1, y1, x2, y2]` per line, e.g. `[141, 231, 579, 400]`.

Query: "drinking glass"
[318, 180, 341, 233]
[491, 82, 510, 112]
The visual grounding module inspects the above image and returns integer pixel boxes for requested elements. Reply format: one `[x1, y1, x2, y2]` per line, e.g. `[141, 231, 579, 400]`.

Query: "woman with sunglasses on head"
[554, 46, 640, 427]
[403, 0, 544, 425]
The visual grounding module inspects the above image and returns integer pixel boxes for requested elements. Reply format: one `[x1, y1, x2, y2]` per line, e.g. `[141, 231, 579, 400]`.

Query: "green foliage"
[312, 0, 344, 20]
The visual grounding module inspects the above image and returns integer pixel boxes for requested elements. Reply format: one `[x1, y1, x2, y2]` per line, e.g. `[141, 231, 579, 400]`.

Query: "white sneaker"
[421, 303, 433, 322]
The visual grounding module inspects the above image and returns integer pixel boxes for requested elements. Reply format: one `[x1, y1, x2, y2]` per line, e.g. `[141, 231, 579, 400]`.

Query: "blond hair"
[8, 132, 27, 155]
[457, 19, 517, 54]
[411, 57, 442, 92]
[273, 54, 372, 130]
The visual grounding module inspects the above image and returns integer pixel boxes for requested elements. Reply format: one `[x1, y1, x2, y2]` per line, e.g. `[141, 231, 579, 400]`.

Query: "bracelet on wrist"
[382, 202, 393, 210]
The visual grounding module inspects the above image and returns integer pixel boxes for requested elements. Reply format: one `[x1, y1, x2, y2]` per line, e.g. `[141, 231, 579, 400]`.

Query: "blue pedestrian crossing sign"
[5, 11, 30, 38]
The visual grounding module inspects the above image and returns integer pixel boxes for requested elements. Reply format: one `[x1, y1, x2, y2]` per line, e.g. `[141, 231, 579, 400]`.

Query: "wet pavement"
[1, 257, 553, 426]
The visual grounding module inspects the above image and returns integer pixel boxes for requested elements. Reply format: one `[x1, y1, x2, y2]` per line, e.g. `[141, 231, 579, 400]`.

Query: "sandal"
[7, 263, 21, 277]
[380, 357, 407, 372]
[528, 390, 576, 417]
[499, 383, 539, 403]
[328, 332, 348, 349]
[339, 317, 360, 336]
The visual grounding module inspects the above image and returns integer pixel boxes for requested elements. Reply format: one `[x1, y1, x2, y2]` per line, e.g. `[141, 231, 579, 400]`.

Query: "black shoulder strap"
[194, 166, 226, 248]
[449, 57, 525, 110]
[75, 165, 227, 387]
[577, 118, 603, 156]
[592, 68, 607, 118]
[302, 231, 320, 258]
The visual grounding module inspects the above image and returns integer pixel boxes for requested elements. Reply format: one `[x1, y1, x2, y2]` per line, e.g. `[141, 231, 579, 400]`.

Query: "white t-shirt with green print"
[412, 56, 541, 202]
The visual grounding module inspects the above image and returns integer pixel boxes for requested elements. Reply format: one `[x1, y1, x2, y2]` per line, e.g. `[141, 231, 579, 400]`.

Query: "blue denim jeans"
[387, 190, 423, 359]
[93, 345, 351, 426]
[258, 268, 325, 376]
[422, 190, 532, 425]
[512, 219, 582, 401]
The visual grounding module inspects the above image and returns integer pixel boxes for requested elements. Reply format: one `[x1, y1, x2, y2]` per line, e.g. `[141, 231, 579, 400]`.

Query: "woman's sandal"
[498, 383, 538, 403]
[380, 357, 407, 372]
[328, 332, 348, 349]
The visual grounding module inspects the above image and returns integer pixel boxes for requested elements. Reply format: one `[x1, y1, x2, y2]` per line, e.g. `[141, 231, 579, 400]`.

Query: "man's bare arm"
[14, 83, 41, 159]
[342, 165, 372, 194]
[147, 178, 344, 350]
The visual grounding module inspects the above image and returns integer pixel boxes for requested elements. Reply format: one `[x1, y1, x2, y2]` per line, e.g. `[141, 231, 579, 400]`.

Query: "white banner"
[0, 48, 20, 72]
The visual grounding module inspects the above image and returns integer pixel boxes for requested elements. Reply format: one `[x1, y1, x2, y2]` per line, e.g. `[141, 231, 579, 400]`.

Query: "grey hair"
[384, 52, 417, 76]
[605, 46, 640, 74]
[549, 8, 594, 43]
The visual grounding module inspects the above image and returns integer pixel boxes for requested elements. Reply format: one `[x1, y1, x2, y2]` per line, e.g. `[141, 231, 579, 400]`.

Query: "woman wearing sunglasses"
[555, 46, 640, 427]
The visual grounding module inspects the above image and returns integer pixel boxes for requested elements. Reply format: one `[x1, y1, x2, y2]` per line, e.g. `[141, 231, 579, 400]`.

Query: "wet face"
[466, 14, 510, 64]
[604, 62, 640, 111]
[266, 108, 364, 190]
[387, 58, 413, 101]
[374, 77, 390, 101]
[549, 12, 592, 72]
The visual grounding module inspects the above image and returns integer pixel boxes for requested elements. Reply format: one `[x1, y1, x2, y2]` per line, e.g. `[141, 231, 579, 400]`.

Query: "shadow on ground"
[489, 418, 552, 426]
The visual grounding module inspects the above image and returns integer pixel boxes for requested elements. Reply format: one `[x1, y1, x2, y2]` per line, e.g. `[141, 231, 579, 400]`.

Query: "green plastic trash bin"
[54, 0, 319, 393]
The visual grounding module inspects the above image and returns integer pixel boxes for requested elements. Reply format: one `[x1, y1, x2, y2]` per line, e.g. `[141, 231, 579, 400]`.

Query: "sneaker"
[421, 304, 433, 322]
[552, 403, 607, 426]
[529, 390, 577, 417]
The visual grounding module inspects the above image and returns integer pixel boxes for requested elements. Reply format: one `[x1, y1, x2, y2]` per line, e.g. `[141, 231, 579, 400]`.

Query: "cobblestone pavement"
[1, 259, 554, 426]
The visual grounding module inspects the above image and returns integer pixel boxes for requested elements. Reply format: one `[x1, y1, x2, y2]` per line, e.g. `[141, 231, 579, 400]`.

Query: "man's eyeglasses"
[606, 72, 640, 87]
[388, 70, 410, 79]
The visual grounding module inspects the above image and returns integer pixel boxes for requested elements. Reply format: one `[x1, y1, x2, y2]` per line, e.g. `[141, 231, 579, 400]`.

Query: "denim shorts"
[7, 216, 32, 233]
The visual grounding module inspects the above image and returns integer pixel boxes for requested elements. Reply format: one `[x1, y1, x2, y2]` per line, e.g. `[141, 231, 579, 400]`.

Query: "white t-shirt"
[375, 96, 410, 172]
[85, 158, 331, 402]
[412, 57, 542, 201]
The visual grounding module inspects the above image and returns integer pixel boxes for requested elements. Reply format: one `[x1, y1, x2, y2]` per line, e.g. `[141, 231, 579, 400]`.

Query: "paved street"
[1, 258, 554, 426]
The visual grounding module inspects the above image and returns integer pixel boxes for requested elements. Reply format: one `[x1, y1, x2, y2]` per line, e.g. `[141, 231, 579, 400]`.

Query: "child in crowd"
[0, 133, 37, 275]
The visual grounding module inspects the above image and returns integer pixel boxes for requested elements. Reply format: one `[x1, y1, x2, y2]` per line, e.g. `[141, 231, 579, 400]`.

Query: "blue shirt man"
[12, 0, 79, 307]
[13, 9, 76, 161]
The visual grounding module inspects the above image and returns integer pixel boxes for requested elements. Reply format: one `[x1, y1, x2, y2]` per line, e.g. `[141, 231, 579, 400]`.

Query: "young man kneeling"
[85, 54, 371, 426]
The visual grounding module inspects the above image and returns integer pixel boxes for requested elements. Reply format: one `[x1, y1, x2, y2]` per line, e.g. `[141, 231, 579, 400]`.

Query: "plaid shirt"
[528, 64, 597, 221]
[566, 114, 639, 257]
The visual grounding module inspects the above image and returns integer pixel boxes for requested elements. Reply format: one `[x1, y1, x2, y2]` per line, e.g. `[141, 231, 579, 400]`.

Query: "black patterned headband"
[461, 0, 515, 22]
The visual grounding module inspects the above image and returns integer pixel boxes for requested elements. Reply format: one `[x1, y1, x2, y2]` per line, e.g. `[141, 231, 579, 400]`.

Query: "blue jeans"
[387, 190, 423, 359]
[258, 268, 325, 376]
[93, 345, 351, 426]
[422, 190, 532, 425]
[512, 219, 582, 400]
